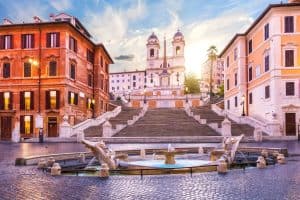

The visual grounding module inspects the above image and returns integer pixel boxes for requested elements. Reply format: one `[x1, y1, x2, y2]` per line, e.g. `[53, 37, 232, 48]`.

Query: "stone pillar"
[253, 126, 263, 142]
[78, 153, 86, 163]
[12, 121, 20, 143]
[99, 163, 110, 178]
[222, 118, 231, 137]
[140, 149, 146, 158]
[217, 159, 228, 174]
[51, 163, 61, 176]
[59, 115, 72, 138]
[267, 120, 281, 136]
[102, 120, 112, 137]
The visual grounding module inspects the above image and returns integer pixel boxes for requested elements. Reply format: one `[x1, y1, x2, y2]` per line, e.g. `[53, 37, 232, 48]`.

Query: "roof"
[0, 21, 114, 64]
[110, 70, 146, 75]
[148, 32, 158, 40]
[219, 2, 300, 57]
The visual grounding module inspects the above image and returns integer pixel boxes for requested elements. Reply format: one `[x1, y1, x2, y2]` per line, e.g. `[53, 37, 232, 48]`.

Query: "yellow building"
[219, 0, 300, 138]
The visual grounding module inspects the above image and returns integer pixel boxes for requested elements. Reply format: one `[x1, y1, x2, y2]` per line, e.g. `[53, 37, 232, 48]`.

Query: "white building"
[109, 30, 186, 98]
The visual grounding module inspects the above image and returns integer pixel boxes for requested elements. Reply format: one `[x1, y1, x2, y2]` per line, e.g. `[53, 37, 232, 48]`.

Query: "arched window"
[176, 46, 180, 55]
[150, 49, 154, 57]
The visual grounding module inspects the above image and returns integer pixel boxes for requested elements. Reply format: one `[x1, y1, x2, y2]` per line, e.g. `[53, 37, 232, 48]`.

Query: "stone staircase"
[114, 108, 219, 137]
[191, 105, 255, 136]
[84, 107, 141, 137]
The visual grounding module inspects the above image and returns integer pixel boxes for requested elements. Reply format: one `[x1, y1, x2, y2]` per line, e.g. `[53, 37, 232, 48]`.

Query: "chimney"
[3, 18, 13, 25]
[33, 16, 42, 23]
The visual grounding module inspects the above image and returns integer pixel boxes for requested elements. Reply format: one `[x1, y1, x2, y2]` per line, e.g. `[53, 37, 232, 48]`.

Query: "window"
[226, 56, 229, 67]
[46, 32, 60, 48]
[88, 74, 92, 87]
[87, 49, 94, 63]
[24, 62, 31, 77]
[0, 35, 13, 49]
[45, 90, 60, 109]
[133, 75, 136, 81]
[21, 34, 34, 49]
[255, 66, 261, 77]
[100, 56, 103, 68]
[265, 85, 270, 99]
[234, 96, 238, 107]
[70, 63, 76, 79]
[227, 100, 230, 110]
[3, 63, 10, 78]
[286, 82, 295, 96]
[20, 115, 33, 135]
[20, 91, 34, 110]
[68, 91, 78, 105]
[105, 63, 109, 73]
[133, 82, 136, 87]
[0, 92, 12, 110]
[249, 93, 253, 104]
[176, 46, 180, 55]
[284, 16, 294, 33]
[49, 61, 57, 76]
[234, 48, 237, 61]
[69, 36, 77, 52]
[264, 23, 269, 40]
[100, 75, 104, 90]
[248, 40, 252, 54]
[150, 49, 154, 57]
[234, 73, 237, 86]
[248, 67, 253, 82]
[264, 55, 269, 72]
[285, 50, 294, 67]
[226, 79, 230, 90]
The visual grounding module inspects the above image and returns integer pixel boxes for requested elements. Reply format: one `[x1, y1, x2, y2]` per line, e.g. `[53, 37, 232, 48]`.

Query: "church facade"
[109, 30, 186, 97]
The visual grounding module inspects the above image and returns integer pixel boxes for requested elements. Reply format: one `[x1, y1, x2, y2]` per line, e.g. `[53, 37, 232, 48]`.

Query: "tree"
[217, 84, 224, 97]
[207, 45, 218, 101]
[184, 73, 200, 94]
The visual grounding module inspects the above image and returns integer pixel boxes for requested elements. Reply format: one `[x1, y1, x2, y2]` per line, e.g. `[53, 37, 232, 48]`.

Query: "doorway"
[48, 117, 58, 137]
[285, 113, 296, 136]
[0, 116, 12, 140]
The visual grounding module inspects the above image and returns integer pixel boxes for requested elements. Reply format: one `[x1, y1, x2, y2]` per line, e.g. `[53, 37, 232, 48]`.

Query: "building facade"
[0, 13, 113, 141]
[109, 30, 185, 98]
[220, 1, 300, 137]
[201, 58, 224, 94]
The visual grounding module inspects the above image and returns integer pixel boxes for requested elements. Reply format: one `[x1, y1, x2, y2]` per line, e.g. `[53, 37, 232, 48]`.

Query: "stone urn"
[277, 154, 286, 164]
[99, 163, 110, 178]
[51, 163, 61, 176]
[217, 159, 228, 174]
[256, 156, 266, 169]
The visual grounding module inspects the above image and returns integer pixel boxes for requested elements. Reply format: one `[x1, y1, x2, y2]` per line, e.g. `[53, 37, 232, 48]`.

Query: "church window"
[176, 46, 180, 55]
[150, 49, 154, 57]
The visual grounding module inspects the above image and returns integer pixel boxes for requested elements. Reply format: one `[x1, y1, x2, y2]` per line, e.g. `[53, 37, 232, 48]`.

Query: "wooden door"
[0, 116, 12, 140]
[48, 117, 58, 137]
[285, 113, 296, 136]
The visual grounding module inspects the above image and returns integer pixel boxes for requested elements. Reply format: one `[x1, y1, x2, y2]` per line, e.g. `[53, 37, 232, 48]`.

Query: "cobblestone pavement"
[0, 142, 300, 200]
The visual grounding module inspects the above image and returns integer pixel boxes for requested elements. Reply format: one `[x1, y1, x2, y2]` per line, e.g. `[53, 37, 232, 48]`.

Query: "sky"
[0, 0, 284, 77]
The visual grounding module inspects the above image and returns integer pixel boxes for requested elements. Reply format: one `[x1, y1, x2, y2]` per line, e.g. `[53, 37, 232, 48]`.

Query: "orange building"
[220, 1, 300, 137]
[0, 13, 113, 141]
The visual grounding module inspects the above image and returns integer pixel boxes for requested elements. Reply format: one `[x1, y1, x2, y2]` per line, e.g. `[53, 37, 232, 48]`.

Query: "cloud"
[114, 55, 135, 61]
[49, 0, 73, 11]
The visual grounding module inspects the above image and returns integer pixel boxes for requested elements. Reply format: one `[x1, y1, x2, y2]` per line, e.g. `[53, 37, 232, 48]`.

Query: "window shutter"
[0, 92, 3, 110]
[10, 35, 13, 49]
[45, 91, 50, 109]
[21, 35, 25, 49]
[56, 90, 60, 109]
[56, 32, 60, 47]
[69, 37, 71, 49]
[74, 39, 77, 52]
[0, 35, 4, 49]
[30, 115, 33, 134]
[20, 91, 25, 110]
[74, 93, 78, 105]
[20, 116, 25, 134]
[30, 91, 34, 110]
[31, 34, 35, 48]
[86, 98, 89, 108]
[9, 92, 13, 110]
[46, 33, 51, 48]
[68, 91, 71, 104]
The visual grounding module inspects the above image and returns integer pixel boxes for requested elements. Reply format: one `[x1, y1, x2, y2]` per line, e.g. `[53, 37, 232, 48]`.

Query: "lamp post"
[29, 58, 43, 142]
[143, 88, 147, 104]
[185, 87, 189, 103]
[241, 95, 246, 116]
[128, 90, 131, 102]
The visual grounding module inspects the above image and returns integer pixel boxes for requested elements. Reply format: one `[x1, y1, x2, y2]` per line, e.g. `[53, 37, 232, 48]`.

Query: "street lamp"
[128, 90, 131, 102]
[185, 87, 189, 103]
[143, 88, 147, 104]
[91, 99, 95, 118]
[29, 58, 43, 142]
[241, 95, 245, 116]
